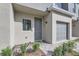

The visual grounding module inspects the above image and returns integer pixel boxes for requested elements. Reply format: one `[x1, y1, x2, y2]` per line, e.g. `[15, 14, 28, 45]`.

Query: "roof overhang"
[13, 3, 48, 16]
[47, 6, 75, 17]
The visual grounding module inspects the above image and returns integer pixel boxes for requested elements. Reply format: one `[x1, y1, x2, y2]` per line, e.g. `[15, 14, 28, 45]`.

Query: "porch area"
[40, 42, 53, 56]
[12, 3, 53, 46]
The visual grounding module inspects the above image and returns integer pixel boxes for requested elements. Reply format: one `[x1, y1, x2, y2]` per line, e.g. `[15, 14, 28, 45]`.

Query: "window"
[61, 3, 68, 11]
[55, 3, 68, 11]
[56, 22, 69, 41]
[55, 3, 62, 8]
[23, 19, 31, 31]
[73, 3, 76, 13]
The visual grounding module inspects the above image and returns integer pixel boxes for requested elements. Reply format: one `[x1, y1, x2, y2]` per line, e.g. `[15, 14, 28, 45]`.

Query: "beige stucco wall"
[14, 12, 34, 45]
[14, 11, 44, 45]
[43, 12, 52, 44]
[0, 4, 10, 50]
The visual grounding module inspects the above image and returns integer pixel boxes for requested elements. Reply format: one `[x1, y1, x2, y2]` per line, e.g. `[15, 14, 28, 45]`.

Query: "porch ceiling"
[13, 4, 48, 16]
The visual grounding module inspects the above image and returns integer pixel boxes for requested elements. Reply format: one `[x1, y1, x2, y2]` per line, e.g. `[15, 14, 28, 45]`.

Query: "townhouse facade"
[0, 3, 79, 51]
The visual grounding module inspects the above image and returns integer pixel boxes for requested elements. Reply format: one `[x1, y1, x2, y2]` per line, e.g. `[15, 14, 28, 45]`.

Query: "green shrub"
[32, 43, 40, 51]
[66, 41, 75, 52]
[62, 42, 69, 55]
[54, 46, 63, 56]
[20, 43, 28, 55]
[0, 47, 12, 56]
[53, 41, 75, 56]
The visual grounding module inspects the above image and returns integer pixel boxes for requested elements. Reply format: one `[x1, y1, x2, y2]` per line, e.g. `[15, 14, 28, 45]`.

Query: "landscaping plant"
[0, 47, 12, 56]
[54, 46, 63, 56]
[32, 43, 40, 51]
[53, 41, 76, 56]
[20, 43, 28, 55]
[66, 41, 75, 52]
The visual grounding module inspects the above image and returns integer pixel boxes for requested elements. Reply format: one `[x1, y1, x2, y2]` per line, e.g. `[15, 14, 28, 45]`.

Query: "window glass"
[55, 3, 68, 11]
[61, 3, 68, 11]
[55, 3, 62, 8]
[23, 19, 31, 31]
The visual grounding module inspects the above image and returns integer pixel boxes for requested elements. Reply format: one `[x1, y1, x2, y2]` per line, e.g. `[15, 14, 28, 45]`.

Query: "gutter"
[47, 6, 75, 17]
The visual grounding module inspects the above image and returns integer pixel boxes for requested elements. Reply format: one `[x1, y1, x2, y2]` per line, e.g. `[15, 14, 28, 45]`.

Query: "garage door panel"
[56, 22, 68, 41]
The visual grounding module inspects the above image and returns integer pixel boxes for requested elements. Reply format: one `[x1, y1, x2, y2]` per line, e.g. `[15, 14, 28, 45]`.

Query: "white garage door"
[56, 22, 69, 41]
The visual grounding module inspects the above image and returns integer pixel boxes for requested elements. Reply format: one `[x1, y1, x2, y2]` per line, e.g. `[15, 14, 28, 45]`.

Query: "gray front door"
[35, 17, 42, 42]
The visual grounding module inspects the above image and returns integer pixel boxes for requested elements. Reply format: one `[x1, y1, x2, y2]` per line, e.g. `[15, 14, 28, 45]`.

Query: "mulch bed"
[13, 43, 46, 56]
[26, 49, 46, 56]
[13, 49, 46, 56]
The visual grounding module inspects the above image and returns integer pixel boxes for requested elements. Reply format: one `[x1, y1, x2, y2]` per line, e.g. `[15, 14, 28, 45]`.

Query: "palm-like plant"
[20, 43, 28, 56]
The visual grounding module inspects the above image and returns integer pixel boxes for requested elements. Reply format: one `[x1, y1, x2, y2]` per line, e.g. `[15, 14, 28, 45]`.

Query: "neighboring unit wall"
[72, 21, 79, 37]
[14, 12, 35, 45]
[0, 4, 10, 50]
[72, 4, 79, 37]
